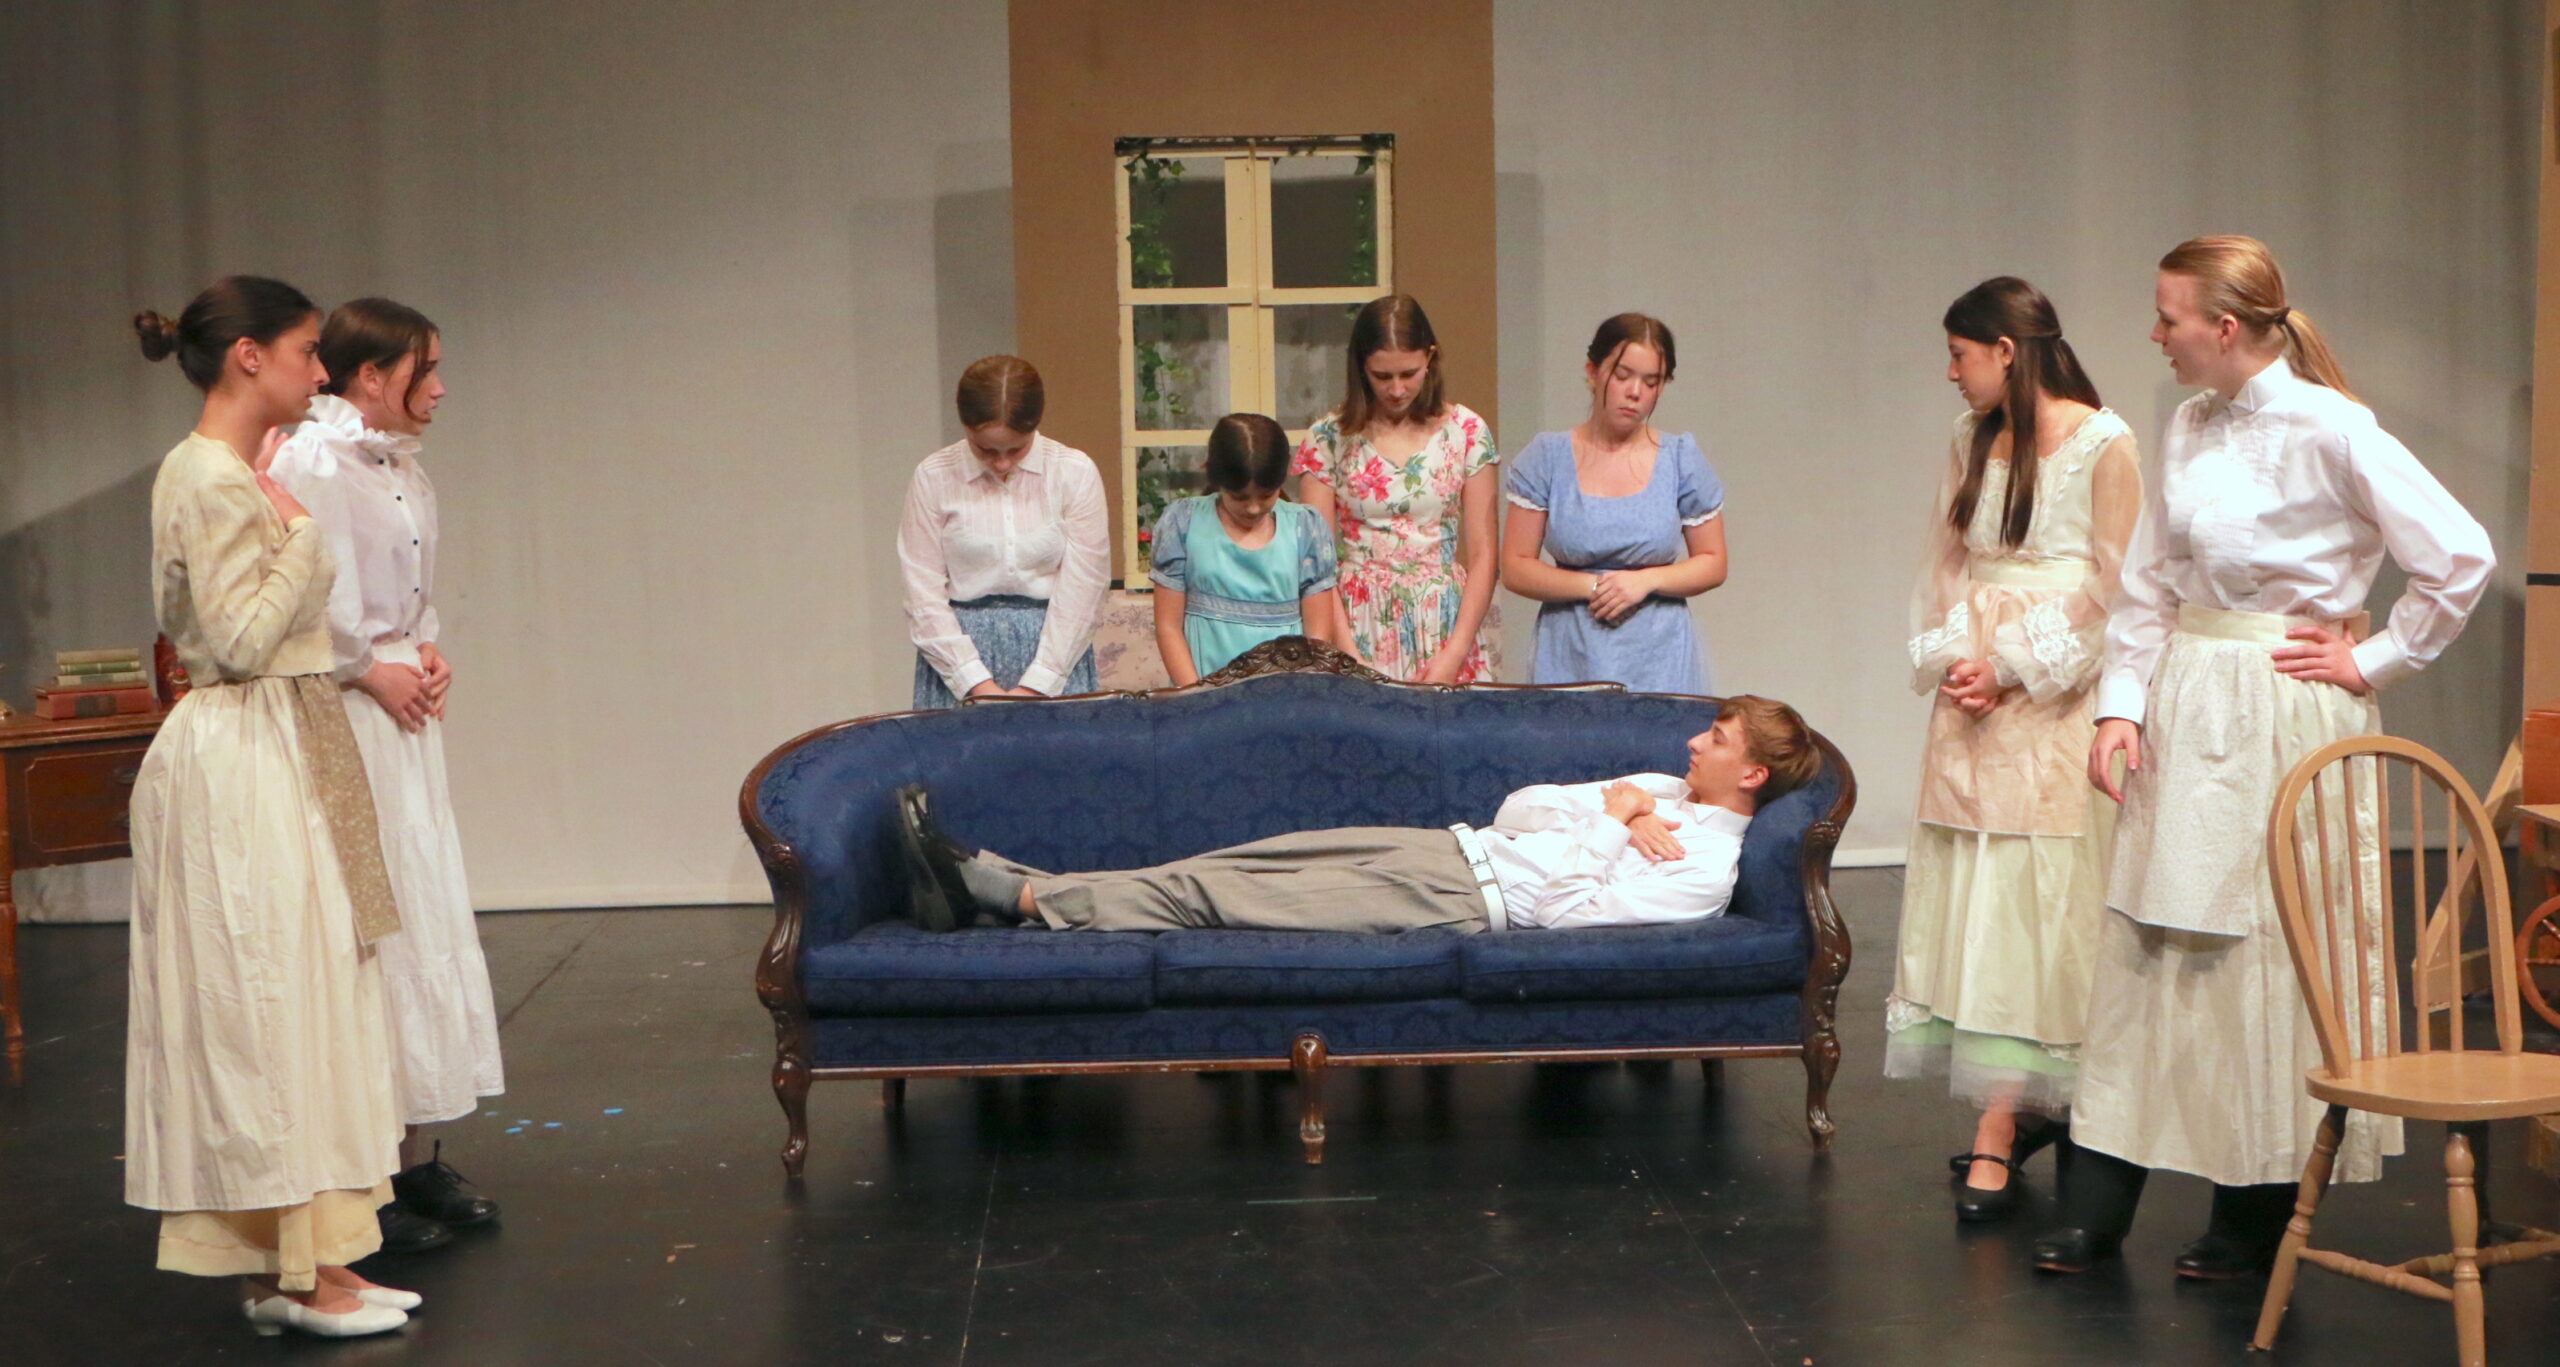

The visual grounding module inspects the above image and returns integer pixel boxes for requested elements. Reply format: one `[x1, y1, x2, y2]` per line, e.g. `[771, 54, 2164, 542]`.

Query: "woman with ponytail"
[2036, 237, 2495, 1278]
[1889, 278, 2140, 1221]
[125, 279, 416, 1335]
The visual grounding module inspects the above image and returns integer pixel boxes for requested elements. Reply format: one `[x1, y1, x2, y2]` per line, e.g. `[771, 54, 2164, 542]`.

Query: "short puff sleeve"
[1292, 415, 1342, 485]
[1672, 434, 1724, 526]
[1147, 497, 1195, 593]
[1503, 431, 1568, 513]
[1292, 503, 1339, 595]
[1452, 405, 1499, 479]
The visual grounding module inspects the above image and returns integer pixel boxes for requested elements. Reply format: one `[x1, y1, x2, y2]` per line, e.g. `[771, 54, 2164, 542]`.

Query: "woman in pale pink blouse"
[896, 356, 1111, 709]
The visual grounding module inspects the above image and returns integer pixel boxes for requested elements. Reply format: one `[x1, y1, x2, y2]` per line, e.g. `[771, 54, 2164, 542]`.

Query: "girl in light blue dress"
[1500, 313, 1729, 694]
[1150, 414, 1338, 684]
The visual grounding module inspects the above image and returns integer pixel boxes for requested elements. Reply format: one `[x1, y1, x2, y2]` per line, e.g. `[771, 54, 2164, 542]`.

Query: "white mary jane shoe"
[242, 1293, 409, 1337]
[354, 1285, 423, 1311]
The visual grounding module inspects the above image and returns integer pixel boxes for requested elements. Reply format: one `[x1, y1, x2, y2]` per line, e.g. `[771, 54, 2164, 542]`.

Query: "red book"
[32, 686, 156, 720]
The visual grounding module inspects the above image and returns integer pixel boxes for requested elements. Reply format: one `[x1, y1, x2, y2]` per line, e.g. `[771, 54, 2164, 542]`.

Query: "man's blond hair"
[1722, 695, 1820, 803]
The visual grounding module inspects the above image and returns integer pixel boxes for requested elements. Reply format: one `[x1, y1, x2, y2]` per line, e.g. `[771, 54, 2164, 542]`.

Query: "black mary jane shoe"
[376, 1203, 454, 1254]
[895, 785, 975, 932]
[2173, 1233, 2281, 1281]
[394, 1142, 499, 1228]
[2031, 1226, 2122, 1274]
[1946, 1115, 2067, 1177]
[1951, 1155, 2024, 1222]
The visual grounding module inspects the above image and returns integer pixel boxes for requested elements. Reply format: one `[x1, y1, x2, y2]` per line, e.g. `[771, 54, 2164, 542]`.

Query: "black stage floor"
[5, 869, 2557, 1365]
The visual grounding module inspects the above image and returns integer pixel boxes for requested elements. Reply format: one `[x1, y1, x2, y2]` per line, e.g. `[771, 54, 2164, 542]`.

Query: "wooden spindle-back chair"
[2253, 735, 2560, 1367]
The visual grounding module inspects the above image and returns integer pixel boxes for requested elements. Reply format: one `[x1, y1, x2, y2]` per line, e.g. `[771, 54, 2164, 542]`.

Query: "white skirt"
[125, 680, 402, 1211]
[345, 641, 504, 1124]
[2073, 606, 2401, 1187]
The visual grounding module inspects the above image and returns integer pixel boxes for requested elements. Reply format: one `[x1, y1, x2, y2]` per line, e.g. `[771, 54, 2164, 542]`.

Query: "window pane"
[1134, 444, 1208, 575]
[1271, 303, 1363, 430]
[1269, 154, 1379, 288]
[1132, 305, 1228, 431]
[1126, 156, 1227, 289]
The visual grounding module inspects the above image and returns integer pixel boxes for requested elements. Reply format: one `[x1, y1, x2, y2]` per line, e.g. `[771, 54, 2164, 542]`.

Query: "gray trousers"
[1029, 827, 1491, 934]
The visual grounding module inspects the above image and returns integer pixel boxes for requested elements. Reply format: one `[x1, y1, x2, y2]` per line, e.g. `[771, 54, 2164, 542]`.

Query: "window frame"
[1115, 134, 1395, 576]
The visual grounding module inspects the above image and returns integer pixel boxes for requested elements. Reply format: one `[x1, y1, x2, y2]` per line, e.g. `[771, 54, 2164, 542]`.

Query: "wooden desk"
[0, 708, 164, 1083]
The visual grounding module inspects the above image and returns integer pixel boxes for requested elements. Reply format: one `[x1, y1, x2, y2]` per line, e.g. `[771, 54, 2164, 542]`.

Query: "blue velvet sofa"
[742, 639, 1856, 1173]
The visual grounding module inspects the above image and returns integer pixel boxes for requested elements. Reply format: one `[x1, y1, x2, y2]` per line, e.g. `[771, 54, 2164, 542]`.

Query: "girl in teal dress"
[1150, 414, 1338, 684]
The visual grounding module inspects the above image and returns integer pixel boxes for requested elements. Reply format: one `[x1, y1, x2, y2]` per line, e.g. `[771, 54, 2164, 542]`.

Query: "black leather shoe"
[2031, 1226, 2122, 1274]
[895, 785, 972, 931]
[1952, 1155, 2023, 1222]
[394, 1143, 498, 1227]
[2174, 1233, 2280, 1280]
[1947, 1115, 2067, 1176]
[376, 1203, 454, 1254]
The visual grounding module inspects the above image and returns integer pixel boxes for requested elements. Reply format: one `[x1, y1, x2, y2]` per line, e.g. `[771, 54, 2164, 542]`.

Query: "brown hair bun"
[133, 310, 181, 362]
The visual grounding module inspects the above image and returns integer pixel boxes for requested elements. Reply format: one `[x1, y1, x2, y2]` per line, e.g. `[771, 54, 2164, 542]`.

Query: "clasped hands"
[1586, 567, 1662, 626]
[356, 644, 451, 733]
[1939, 657, 2005, 718]
[1602, 780, 1686, 862]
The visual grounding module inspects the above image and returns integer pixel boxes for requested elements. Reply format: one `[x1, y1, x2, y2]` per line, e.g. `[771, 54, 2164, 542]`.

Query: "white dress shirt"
[266, 395, 439, 683]
[896, 434, 1111, 698]
[2098, 357, 2495, 724]
[1473, 774, 1751, 930]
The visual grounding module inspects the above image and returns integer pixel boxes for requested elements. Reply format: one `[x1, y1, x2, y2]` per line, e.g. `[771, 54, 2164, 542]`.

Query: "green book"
[56, 647, 142, 665]
[57, 658, 144, 675]
[53, 670, 148, 690]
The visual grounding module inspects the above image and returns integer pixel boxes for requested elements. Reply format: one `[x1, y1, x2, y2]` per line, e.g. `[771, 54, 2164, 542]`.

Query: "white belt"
[1447, 824, 1509, 932]
[1968, 557, 2089, 588]
[2175, 603, 2369, 646]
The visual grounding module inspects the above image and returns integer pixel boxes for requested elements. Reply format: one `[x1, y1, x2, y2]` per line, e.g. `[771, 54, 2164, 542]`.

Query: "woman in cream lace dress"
[126, 277, 416, 1338]
[1889, 277, 2139, 1220]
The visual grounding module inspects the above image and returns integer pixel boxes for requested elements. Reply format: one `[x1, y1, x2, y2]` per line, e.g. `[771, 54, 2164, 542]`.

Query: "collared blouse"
[896, 434, 1110, 698]
[266, 395, 438, 684]
[1476, 774, 1750, 929]
[2098, 357, 2495, 724]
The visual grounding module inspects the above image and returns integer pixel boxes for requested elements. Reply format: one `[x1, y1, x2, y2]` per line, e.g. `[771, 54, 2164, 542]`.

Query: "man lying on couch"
[899, 695, 1819, 935]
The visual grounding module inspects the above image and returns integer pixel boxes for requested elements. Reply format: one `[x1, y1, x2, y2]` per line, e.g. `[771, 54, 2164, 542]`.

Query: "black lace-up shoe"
[393, 1143, 498, 1227]
[377, 1202, 454, 1253]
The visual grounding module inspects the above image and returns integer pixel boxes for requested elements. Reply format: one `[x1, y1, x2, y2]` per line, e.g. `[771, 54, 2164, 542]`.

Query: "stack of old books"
[34, 647, 153, 719]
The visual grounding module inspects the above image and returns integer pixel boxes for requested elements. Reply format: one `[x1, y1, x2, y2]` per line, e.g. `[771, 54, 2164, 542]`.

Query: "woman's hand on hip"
[2089, 717, 2142, 803]
[2272, 623, 2370, 694]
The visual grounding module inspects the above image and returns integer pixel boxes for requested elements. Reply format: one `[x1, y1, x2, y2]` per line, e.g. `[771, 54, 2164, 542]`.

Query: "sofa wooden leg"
[880, 1078, 906, 1110]
[774, 1053, 812, 1177]
[1801, 1039, 1840, 1151]
[1292, 1032, 1328, 1165]
[1699, 1058, 1724, 1090]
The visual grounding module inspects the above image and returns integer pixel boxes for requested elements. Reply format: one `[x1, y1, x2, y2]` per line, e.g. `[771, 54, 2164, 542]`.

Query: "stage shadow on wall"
[0, 463, 159, 711]
[933, 141, 1017, 409]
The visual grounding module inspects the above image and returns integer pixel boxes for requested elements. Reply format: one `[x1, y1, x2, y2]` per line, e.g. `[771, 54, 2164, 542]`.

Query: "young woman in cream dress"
[2035, 237, 2495, 1278]
[1890, 277, 2139, 1222]
[126, 277, 416, 1338]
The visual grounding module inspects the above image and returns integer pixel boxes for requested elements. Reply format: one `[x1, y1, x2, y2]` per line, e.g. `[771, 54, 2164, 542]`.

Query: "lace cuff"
[1908, 601, 1970, 694]
[1990, 598, 2098, 702]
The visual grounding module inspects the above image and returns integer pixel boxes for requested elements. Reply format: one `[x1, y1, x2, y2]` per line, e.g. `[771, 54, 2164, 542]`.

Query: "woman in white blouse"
[2034, 237, 2495, 1278]
[897, 356, 1110, 708]
[268, 299, 503, 1257]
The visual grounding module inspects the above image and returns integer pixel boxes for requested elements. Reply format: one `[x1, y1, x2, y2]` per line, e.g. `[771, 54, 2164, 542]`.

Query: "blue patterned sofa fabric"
[809, 992, 1805, 1067]
[1458, 917, 1805, 1004]
[803, 922, 1155, 1016]
[1153, 927, 1465, 1005]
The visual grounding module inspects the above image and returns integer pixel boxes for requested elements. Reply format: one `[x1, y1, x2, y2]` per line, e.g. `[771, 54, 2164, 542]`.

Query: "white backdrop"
[0, 1, 2537, 913]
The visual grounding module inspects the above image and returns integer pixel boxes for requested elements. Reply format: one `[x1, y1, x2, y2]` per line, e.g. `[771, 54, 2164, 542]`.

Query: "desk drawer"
[20, 745, 149, 857]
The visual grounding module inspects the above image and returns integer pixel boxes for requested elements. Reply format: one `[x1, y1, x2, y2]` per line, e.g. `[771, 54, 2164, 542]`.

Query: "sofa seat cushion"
[1459, 918, 1804, 1004]
[1153, 928, 1464, 1005]
[803, 922, 1155, 1016]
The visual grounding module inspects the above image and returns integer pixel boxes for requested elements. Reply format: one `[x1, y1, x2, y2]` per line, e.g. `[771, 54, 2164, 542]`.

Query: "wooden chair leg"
[2254, 1103, 2347, 1351]
[1291, 1032, 1328, 1165]
[2447, 1129, 2486, 1367]
[773, 1054, 812, 1178]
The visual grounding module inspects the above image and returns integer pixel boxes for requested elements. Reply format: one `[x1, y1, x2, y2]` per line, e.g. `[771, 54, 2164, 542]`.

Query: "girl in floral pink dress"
[1294, 294, 1501, 683]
